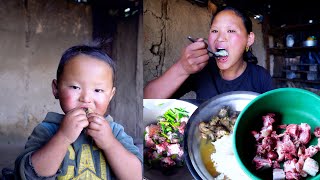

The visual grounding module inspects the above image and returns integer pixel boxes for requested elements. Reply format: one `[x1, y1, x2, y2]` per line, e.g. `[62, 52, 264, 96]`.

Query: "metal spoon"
[187, 36, 228, 57]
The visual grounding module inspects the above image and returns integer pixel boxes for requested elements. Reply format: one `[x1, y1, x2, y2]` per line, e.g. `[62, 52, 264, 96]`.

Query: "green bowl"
[233, 88, 320, 180]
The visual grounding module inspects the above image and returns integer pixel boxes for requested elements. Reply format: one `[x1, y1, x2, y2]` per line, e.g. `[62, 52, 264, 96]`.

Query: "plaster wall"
[0, 0, 92, 173]
[252, 21, 267, 68]
[144, 0, 211, 85]
[0, 0, 92, 140]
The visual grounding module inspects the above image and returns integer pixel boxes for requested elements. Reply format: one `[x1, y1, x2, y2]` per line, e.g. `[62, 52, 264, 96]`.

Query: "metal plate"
[183, 91, 259, 180]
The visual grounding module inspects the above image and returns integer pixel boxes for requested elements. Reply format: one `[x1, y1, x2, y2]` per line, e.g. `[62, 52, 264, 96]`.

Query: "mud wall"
[0, 0, 92, 140]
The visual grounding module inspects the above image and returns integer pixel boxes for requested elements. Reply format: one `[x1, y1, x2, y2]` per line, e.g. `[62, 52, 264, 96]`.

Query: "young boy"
[14, 45, 142, 180]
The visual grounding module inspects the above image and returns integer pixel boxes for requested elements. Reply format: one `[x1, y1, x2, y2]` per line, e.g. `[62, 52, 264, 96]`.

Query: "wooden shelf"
[268, 46, 320, 52]
[268, 47, 320, 56]
[268, 22, 320, 89]
[290, 64, 320, 66]
[282, 69, 318, 73]
[269, 23, 320, 35]
[273, 77, 320, 84]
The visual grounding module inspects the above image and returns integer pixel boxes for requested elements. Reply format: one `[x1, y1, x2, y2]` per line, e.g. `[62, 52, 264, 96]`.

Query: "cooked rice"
[210, 134, 250, 180]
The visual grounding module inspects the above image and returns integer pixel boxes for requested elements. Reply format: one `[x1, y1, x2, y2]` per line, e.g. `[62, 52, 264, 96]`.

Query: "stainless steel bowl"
[183, 91, 259, 180]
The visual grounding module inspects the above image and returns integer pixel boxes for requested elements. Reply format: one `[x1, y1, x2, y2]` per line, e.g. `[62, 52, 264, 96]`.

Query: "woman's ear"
[247, 32, 255, 47]
[52, 79, 59, 99]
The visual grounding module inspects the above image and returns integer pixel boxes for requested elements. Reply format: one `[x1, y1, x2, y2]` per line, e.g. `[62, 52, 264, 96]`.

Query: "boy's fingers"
[78, 119, 89, 128]
[87, 114, 104, 124]
[86, 129, 98, 137]
[88, 122, 101, 130]
[65, 113, 87, 124]
[67, 107, 87, 117]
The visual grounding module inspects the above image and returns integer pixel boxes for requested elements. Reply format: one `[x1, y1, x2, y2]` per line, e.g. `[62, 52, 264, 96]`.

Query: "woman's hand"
[178, 38, 210, 75]
[143, 38, 210, 99]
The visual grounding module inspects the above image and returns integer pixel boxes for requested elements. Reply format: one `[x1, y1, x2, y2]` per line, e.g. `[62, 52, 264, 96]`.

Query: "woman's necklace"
[220, 61, 246, 80]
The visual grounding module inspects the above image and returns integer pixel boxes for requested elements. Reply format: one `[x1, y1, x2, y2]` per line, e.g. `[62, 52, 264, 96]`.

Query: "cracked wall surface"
[143, 0, 166, 84]
[143, 0, 266, 98]
[143, 0, 211, 98]
[143, 0, 211, 88]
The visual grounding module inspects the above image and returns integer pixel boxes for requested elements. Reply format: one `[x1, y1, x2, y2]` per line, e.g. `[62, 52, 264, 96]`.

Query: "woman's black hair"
[211, 6, 258, 64]
[56, 44, 116, 84]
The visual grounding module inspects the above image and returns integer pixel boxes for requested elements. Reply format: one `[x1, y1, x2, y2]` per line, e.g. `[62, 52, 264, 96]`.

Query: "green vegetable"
[156, 107, 189, 137]
[144, 107, 190, 170]
[161, 132, 169, 139]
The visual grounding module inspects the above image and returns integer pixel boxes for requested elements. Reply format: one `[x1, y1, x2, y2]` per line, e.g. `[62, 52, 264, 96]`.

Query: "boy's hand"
[58, 108, 89, 144]
[86, 113, 114, 150]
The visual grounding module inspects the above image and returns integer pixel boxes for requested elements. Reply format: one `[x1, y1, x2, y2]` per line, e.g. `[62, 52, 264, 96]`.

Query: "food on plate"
[144, 107, 190, 174]
[210, 135, 249, 180]
[252, 113, 320, 179]
[199, 106, 242, 178]
[199, 106, 239, 141]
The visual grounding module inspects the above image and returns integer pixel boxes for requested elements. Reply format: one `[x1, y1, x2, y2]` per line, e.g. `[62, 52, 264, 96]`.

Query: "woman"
[144, 6, 274, 100]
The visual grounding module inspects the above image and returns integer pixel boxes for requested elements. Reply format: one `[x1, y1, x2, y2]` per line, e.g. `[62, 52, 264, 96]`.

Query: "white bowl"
[303, 40, 317, 47]
[143, 99, 198, 180]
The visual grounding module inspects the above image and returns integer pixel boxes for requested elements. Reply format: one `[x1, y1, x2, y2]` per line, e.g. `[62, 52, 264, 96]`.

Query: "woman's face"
[52, 55, 116, 116]
[208, 10, 254, 70]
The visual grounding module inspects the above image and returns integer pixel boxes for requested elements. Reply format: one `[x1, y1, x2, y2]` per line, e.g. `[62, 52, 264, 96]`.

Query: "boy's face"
[52, 55, 116, 116]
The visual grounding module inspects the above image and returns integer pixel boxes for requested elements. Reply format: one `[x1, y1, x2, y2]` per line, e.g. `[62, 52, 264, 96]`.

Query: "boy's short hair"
[56, 44, 116, 85]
